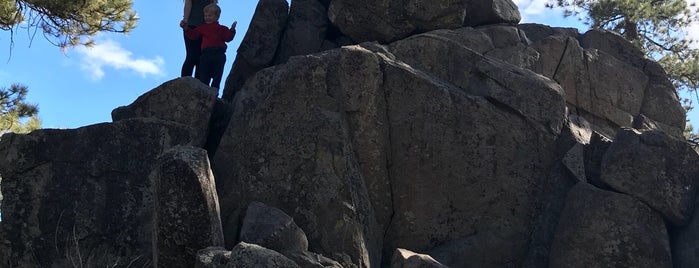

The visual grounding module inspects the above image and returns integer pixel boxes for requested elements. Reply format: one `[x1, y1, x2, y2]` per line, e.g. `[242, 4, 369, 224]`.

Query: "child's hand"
[231, 21, 237, 29]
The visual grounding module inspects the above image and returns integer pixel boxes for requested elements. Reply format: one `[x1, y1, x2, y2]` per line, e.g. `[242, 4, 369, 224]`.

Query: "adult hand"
[180, 20, 187, 28]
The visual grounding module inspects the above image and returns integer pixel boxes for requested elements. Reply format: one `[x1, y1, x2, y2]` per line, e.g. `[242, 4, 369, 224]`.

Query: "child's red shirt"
[185, 22, 235, 51]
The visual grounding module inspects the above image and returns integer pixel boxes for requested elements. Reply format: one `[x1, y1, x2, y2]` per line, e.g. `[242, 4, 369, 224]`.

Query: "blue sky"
[0, 1, 257, 129]
[0, 1, 697, 130]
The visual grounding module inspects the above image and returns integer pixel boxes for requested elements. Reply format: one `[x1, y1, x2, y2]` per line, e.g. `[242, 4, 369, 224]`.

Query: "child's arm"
[223, 21, 237, 42]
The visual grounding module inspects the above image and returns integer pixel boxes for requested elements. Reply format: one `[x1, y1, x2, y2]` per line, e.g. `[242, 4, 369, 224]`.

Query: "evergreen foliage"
[0, 84, 40, 135]
[0, 0, 137, 48]
[685, 122, 699, 146]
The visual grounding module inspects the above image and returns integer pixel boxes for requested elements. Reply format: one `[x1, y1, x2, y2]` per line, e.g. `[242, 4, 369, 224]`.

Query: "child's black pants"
[197, 47, 227, 90]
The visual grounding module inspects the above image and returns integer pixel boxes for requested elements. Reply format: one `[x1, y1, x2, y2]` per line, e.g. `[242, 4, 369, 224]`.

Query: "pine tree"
[0, 0, 137, 48]
[549, 0, 699, 99]
[0, 83, 40, 135]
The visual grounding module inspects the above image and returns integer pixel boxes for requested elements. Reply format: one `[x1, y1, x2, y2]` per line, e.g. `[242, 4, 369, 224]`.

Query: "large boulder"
[222, 0, 289, 100]
[112, 77, 218, 147]
[152, 146, 224, 268]
[213, 48, 382, 268]
[0, 118, 194, 268]
[549, 183, 672, 267]
[234, 0, 289, 67]
[194, 245, 342, 268]
[386, 28, 566, 132]
[240, 202, 346, 267]
[195, 247, 231, 268]
[579, 29, 645, 68]
[463, 0, 521, 26]
[637, 60, 686, 136]
[239, 201, 309, 253]
[519, 24, 685, 140]
[407, 26, 538, 70]
[517, 23, 579, 43]
[229, 242, 301, 268]
[599, 129, 699, 225]
[475, 25, 539, 69]
[283, 251, 345, 268]
[327, 0, 467, 43]
[326, 0, 521, 43]
[273, 0, 332, 64]
[379, 44, 560, 267]
[585, 49, 649, 128]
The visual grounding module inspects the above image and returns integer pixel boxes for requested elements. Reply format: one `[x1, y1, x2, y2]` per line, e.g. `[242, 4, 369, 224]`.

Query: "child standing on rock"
[184, 3, 236, 91]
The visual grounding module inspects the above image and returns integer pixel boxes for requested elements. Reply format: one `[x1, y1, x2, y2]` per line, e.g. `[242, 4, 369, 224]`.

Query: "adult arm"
[185, 26, 202, 40]
[181, 0, 192, 27]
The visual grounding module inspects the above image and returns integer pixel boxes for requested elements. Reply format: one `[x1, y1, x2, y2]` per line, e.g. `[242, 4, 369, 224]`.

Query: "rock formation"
[0, 119, 195, 267]
[1, 0, 698, 267]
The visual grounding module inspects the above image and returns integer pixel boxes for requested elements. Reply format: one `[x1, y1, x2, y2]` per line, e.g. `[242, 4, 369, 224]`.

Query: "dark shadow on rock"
[204, 99, 235, 158]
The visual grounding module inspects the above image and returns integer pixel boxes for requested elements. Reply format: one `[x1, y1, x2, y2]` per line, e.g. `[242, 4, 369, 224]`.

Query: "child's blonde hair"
[203, 3, 221, 16]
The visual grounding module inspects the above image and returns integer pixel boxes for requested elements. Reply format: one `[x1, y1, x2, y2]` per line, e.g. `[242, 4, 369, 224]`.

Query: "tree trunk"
[623, 19, 639, 42]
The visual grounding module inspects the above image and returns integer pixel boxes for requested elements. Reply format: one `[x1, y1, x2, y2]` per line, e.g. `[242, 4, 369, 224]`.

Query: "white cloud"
[689, 24, 699, 48]
[514, 0, 549, 16]
[688, 0, 699, 48]
[75, 39, 165, 81]
[513, 0, 561, 22]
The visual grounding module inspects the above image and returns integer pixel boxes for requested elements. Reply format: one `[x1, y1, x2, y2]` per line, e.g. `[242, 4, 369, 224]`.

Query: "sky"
[0, 1, 697, 130]
[0, 1, 258, 129]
